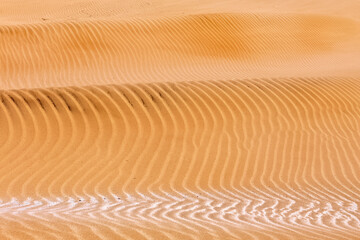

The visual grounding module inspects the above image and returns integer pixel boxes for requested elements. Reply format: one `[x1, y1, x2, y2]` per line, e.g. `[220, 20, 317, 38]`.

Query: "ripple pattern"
[0, 78, 360, 239]
[1, 13, 360, 89]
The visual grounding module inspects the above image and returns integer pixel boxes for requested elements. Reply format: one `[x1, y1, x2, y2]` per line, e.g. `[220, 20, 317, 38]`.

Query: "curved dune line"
[143, 83, 183, 196]
[38, 90, 85, 200]
[1, 13, 360, 89]
[229, 80, 290, 200]
[99, 86, 139, 200]
[266, 79, 330, 200]
[298, 79, 360, 199]
[80, 87, 123, 200]
[57, 88, 100, 200]
[320, 78, 360, 191]
[256, 79, 328, 199]
[225, 81, 336, 238]
[130, 84, 168, 199]
[33, 89, 75, 199]
[282, 78, 357, 201]
[177, 83, 246, 239]
[164, 83, 202, 200]
[188, 82, 308, 238]
[1, 77, 360, 238]
[252, 80, 304, 198]
[195, 81, 243, 201]
[0, 94, 30, 198]
[10, 90, 49, 199]
[268, 79, 344, 200]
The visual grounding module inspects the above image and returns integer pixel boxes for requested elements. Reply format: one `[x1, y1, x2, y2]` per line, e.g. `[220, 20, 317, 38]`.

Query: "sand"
[0, 0, 360, 239]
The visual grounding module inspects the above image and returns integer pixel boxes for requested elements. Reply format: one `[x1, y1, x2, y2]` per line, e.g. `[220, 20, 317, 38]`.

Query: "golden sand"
[0, 1, 360, 239]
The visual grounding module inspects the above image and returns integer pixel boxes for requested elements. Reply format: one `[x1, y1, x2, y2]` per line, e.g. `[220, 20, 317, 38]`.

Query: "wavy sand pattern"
[1, 1, 360, 239]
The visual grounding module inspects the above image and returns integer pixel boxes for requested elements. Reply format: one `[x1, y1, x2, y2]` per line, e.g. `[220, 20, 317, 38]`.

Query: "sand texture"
[1, 0, 360, 239]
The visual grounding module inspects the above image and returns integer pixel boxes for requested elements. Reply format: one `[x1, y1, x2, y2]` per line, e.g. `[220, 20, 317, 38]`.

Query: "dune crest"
[1, 78, 360, 239]
[1, 0, 360, 239]
[1, 13, 360, 89]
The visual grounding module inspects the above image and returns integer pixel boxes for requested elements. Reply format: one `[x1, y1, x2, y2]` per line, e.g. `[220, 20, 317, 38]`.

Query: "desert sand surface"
[1, 0, 360, 239]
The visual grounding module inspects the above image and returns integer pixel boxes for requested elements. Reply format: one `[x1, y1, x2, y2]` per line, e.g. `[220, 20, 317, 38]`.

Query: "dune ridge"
[1, 0, 360, 239]
[1, 77, 360, 239]
[1, 13, 360, 89]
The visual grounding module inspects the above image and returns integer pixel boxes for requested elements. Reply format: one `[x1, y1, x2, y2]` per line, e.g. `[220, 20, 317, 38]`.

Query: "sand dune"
[1, 0, 360, 239]
[1, 78, 360, 239]
[1, 13, 360, 89]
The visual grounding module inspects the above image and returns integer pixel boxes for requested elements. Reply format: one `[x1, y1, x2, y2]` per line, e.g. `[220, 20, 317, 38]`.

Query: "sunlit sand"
[1, 0, 360, 239]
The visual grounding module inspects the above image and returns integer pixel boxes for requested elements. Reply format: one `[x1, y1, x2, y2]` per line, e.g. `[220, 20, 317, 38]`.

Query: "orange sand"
[0, 1, 360, 239]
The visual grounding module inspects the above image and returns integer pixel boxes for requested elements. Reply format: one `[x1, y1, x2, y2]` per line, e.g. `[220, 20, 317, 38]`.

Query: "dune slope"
[1, 13, 360, 89]
[1, 0, 360, 239]
[1, 78, 360, 239]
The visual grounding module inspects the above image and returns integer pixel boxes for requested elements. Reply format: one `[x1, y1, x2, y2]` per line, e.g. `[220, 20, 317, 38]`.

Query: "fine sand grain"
[1, 1, 360, 239]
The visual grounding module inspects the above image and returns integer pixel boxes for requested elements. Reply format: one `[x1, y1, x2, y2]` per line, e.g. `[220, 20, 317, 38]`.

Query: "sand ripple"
[1, 78, 360, 239]
[1, 14, 360, 89]
[1, 0, 360, 239]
